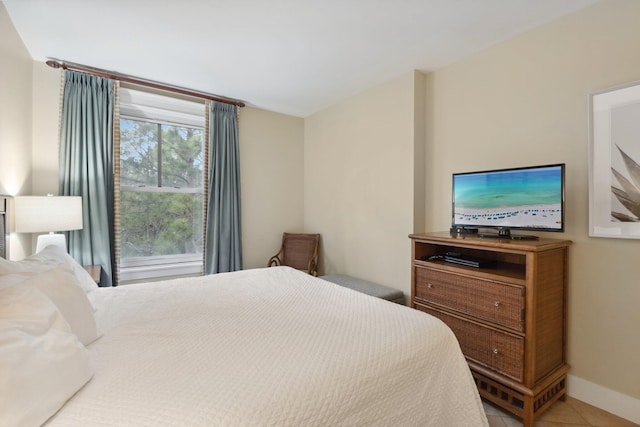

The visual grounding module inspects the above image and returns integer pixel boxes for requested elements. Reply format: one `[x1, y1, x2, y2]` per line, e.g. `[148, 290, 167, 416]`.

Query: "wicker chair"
[268, 232, 320, 276]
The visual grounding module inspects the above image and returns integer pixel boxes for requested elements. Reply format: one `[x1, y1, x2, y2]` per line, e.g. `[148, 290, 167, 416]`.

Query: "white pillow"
[0, 245, 99, 295]
[0, 282, 93, 426]
[2, 264, 100, 345]
[0, 254, 57, 274]
[0, 249, 58, 274]
[35, 245, 100, 294]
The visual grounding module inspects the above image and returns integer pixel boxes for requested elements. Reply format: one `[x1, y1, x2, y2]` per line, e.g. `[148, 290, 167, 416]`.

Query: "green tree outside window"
[120, 119, 204, 258]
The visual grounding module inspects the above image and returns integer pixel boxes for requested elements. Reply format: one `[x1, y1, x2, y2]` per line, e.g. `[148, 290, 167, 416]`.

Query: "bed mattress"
[45, 266, 487, 426]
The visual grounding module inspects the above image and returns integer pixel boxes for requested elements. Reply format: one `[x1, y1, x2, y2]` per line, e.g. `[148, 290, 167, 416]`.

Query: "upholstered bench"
[320, 274, 405, 305]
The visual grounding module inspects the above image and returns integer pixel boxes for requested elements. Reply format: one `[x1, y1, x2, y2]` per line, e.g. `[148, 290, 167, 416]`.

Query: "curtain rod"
[46, 59, 245, 108]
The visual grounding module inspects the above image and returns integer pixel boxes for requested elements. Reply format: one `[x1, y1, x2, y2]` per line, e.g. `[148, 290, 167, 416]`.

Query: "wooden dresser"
[409, 232, 571, 427]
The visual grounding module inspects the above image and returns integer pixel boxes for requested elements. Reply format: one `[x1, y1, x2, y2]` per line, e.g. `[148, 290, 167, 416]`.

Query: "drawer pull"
[493, 348, 499, 355]
[427, 283, 433, 289]
[494, 300, 500, 307]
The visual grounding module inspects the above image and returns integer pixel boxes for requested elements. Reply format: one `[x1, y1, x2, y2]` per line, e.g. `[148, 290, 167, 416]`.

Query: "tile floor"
[484, 397, 639, 427]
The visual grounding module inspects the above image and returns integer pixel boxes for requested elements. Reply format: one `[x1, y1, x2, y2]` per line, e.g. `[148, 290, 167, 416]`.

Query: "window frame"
[117, 88, 207, 283]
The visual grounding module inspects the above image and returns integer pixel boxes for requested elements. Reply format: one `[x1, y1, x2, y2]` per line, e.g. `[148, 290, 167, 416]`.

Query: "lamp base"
[35, 234, 67, 253]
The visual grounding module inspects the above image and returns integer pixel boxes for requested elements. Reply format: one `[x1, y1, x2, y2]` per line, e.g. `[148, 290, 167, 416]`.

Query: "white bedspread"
[46, 267, 487, 426]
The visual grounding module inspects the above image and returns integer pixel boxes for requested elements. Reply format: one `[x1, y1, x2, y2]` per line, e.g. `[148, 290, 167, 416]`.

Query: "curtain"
[59, 71, 116, 286]
[204, 102, 242, 274]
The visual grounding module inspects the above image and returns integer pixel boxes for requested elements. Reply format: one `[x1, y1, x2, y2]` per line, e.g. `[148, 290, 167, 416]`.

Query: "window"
[118, 88, 206, 282]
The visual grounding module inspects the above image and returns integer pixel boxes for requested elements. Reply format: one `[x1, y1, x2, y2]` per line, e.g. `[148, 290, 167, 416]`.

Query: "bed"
[1, 244, 488, 426]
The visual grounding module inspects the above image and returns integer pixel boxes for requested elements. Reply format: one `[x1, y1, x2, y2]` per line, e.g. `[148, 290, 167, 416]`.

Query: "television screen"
[452, 164, 565, 236]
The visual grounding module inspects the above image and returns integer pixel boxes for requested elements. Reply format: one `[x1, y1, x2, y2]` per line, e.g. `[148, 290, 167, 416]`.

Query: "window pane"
[119, 112, 205, 275]
[120, 120, 204, 188]
[160, 125, 204, 188]
[120, 192, 203, 258]
[120, 119, 159, 187]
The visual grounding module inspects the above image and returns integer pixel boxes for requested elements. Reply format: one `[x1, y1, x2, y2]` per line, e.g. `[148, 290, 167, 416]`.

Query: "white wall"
[304, 71, 424, 297]
[239, 106, 304, 269]
[0, 2, 33, 259]
[32, 62, 62, 196]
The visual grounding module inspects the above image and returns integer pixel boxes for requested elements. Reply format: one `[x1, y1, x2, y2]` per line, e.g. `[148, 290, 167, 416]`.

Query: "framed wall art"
[589, 80, 640, 238]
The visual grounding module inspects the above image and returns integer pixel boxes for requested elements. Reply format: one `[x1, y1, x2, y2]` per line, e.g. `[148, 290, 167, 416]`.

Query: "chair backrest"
[280, 233, 320, 273]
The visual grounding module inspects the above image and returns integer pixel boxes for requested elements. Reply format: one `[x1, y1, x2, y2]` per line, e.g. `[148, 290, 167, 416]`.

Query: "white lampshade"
[14, 196, 83, 253]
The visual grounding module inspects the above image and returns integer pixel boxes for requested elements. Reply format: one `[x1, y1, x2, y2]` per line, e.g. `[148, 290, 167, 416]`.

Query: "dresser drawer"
[415, 267, 525, 331]
[417, 304, 524, 382]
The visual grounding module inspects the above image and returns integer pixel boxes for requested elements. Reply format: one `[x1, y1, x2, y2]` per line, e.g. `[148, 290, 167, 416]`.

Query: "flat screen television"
[451, 164, 565, 239]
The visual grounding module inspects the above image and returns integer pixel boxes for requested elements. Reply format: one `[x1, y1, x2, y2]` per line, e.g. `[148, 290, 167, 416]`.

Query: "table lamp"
[0, 195, 10, 259]
[14, 195, 83, 253]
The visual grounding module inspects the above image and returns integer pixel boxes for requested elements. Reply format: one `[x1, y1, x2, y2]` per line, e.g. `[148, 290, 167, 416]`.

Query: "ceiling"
[3, 0, 600, 117]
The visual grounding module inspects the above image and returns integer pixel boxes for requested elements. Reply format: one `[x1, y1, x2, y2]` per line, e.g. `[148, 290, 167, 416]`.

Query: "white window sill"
[120, 255, 203, 282]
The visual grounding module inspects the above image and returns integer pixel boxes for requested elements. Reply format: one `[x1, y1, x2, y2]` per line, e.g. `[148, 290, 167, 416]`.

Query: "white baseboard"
[568, 375, 640, 425]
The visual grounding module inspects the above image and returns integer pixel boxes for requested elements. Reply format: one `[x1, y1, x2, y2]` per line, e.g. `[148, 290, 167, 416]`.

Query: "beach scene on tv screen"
[453, 166, 563, 230]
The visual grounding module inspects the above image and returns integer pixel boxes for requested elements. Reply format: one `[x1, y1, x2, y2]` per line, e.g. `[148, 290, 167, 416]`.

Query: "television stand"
[409, 232, 572, 426]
